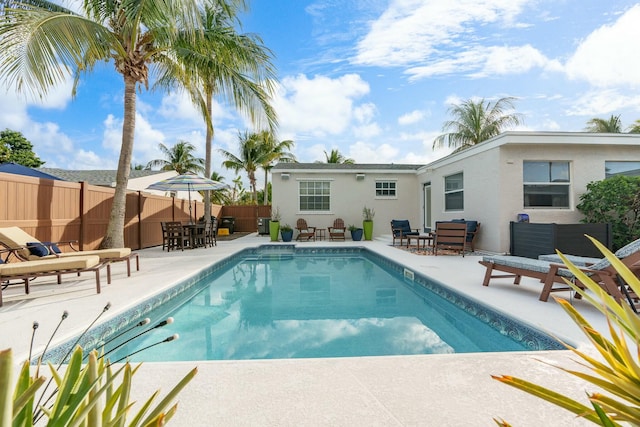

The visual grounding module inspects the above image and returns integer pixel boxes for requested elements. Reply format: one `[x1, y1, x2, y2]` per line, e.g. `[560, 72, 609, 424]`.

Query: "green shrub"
[576, 175, 640, 250]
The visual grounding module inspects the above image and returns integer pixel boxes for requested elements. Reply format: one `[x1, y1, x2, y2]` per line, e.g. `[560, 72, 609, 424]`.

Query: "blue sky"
[1, 0, 640, 184]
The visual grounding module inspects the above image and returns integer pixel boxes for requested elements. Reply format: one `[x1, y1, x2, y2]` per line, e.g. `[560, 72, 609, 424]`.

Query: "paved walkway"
[0, 233, 606, 426]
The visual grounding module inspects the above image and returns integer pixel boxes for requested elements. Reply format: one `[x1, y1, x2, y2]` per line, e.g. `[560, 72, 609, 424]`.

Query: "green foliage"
[432, 97, 524, 150]
[0, 129, 44, 167]
[585, 115, 623, 133]
[0, 346, 196, 427]
[280, 224, 292, 232]
[362, 206, 375, 221]
[270, 206, 281, 222]
[146, 141, 205, 175]
[576, 176, 640, 250]
[494, 236, 640, 425]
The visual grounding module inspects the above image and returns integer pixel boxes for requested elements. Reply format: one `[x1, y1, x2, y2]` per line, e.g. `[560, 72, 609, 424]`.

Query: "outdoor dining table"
[182, 223, 206, 249]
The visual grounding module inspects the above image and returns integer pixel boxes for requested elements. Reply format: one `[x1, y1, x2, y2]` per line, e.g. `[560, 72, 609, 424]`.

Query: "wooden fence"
[0, 172, 268, 250]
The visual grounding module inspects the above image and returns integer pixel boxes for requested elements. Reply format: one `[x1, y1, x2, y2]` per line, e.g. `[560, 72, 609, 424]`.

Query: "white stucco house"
[271, 131, 640, 253]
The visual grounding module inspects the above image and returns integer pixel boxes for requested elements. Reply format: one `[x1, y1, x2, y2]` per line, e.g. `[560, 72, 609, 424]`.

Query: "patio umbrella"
[146, 172, 228, 223]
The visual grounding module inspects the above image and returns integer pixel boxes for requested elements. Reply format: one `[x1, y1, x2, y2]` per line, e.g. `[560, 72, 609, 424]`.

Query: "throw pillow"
[42, 241, 61, 254]
[27, 242, 49, 257]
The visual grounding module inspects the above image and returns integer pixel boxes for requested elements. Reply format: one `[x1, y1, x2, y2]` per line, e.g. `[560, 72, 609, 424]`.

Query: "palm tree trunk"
[203, 93, 213, 223]
[263, 168, 268, 205]
[101, 77, 136, 249]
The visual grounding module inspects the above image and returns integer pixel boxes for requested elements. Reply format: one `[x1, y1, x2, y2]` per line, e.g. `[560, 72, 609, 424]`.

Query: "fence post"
[80, 181, 87, 250]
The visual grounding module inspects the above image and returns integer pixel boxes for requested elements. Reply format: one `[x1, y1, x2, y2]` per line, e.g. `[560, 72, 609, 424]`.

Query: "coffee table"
[406, 234, 434, 252]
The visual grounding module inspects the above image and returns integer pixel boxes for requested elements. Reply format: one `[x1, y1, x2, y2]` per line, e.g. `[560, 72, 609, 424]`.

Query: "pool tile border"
[39, 245, 564, 364]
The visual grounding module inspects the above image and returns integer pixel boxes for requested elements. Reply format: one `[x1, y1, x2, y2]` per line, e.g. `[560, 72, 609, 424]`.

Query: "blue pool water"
[41, 246, 563, 363]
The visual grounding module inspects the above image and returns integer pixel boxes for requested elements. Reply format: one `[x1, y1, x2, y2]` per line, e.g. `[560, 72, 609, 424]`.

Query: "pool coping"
[38, 244, 566, 364]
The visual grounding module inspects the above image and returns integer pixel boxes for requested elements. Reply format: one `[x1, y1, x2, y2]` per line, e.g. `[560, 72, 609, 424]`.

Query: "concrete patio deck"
[0, 233, 609, 426]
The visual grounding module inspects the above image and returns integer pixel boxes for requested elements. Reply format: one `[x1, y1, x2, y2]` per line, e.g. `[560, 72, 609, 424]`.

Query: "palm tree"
[0, 0, 203, 248]
[200, 171, 231, 206]
[230, 175, 246, 204]
[146, 141, 205, 175]
[219, 131, 268, 204]
[256, 130, 295, 205]
[585, 115, 623, 133]
[319, 149, 354, 164]
[627, 119, 640, 134]
[433, 97, 524, 151]
[156, 1, 277, 221]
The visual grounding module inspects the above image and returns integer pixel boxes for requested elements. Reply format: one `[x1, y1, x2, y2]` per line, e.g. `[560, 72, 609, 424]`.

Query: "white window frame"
[523, 161, 571, 209]
[605, 161, 640, 178]
[298, 180, 331, 212]
[444, 172, 464, 211]
[375, 180, 397, 199]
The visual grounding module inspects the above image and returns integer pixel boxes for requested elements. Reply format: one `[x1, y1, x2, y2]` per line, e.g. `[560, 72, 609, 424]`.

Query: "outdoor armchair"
[328, 218, 346, 241]
[296, 219, 316, 241]
[390, 220, 420, 246]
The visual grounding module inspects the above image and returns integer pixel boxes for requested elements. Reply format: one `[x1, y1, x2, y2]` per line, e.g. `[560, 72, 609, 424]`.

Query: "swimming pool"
[40, 246, 564, 363]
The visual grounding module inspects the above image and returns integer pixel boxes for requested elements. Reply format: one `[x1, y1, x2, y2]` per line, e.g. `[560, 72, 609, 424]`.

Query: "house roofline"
[418, 131, 640, 173]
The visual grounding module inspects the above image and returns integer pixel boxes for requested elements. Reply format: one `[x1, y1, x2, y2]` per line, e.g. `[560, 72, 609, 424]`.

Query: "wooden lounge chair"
[479, 239, 640, 302]
[433, 222, 467, 256]
[0, 226, 139, 277]
[0, 248, 107, 306]
[390, 219, 419, 246]
[296, 219, 316, 241]
[328, 218, 346, 241]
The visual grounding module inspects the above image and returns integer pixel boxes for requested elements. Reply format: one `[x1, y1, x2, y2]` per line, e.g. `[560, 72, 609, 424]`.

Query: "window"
[523, 161, 570, 208]
[375, 180, 397, 197]
[299, 181, 330, 211]
[605, 161, 640, 178]
[444, 172, 463, 211]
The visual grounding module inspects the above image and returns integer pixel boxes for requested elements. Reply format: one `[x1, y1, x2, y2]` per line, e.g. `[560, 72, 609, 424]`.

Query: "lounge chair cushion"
[615, 237, 640, 258]
[538, 254, 602, 267]
[0, 255, 100, 276]
[32, 248, 132, 262]
[0, 226, 130, 261]
[482, 255, 575, 278]
[27, 242, 49, 257]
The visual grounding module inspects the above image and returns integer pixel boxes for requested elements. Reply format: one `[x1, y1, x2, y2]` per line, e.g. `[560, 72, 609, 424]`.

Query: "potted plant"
[269, 207, 281, 241]
[362, 206, 375, 240]
[348, 224, 363, 241]
[280, 224, 294, 242]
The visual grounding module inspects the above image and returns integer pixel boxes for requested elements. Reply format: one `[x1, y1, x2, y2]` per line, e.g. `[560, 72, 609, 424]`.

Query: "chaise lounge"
[0, 226, 139, 279]
[0, 248, 107, 306]
[479, 237, 640, 302]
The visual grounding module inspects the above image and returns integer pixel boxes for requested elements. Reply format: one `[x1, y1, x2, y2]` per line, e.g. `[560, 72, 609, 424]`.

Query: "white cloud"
[273, 73, 370, 137]
[347, 141, 398, 163]
[353, 0, 529, 67]
[565, 4, 640, 88]
[566, 89, 640, 117]
[102, 113, 167, 165]
[398, 110, 425, 125]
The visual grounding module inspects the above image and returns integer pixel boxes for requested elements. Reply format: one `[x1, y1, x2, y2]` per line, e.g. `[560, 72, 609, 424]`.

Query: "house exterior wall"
[418, 147, 503, 252]
[418, 132, 640, 253]
[272, 170, 420, 238]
